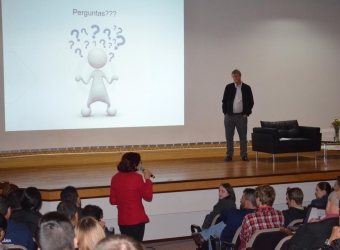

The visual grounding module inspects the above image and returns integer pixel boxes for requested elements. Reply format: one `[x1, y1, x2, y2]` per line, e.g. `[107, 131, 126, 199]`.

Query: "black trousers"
[119, 222, 145, 242]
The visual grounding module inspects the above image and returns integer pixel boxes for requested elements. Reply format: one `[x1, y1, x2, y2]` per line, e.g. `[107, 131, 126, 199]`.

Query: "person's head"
[0, 195, 11, 219]
[83, 205, 103, 221]
[8, 188, 24, 210]
[0, 213, 7, 242]
[286, 187, 304, 208]
[1, 183, 19, 197]
[35, 212, 77, 250]
[315, 182, 332, 199]
[94, 234, 144, 250]
[75, 217, 105, 250]
[117, 152, 141, 173]
[231, 69, 242, 85]
[57, 200, 79, 227]
[60, 186, 81, 207]
[21, 187, 42, 211]
[255, 185, 276, 207]
[325, 191, 340, 216]
[219, 183, 236, 202]
[240, 188, 256, 209]
[334, 177, 340, 192]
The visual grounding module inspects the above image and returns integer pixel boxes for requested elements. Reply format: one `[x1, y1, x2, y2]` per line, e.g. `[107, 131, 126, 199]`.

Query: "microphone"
[139, 167, 155, 179]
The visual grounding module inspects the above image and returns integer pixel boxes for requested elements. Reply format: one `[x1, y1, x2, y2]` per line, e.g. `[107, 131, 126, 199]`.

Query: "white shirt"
[233, 82, 243, 113]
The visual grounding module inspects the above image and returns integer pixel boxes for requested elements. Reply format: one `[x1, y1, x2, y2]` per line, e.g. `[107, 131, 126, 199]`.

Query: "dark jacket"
[10, 209, 42, 237]
[310, 195, 329, 208]
[222, 82, 254, 116]
[282, 207, 306, 227]
[202, 198, 236, 229]
[1, 220, 35, 250]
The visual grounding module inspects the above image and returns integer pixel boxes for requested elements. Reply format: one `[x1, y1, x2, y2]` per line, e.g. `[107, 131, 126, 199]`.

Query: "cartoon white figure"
[75, 48, 118, 117]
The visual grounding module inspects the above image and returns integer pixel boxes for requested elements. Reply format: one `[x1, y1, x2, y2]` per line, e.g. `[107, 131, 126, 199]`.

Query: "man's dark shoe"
[192, 232, 206, 246]
[225, 156, 232, 161]
[242, 156, 250, 161]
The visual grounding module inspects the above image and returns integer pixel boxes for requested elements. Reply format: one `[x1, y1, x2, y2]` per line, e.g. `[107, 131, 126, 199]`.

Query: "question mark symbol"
[113, 25, 117, 30]
[99, 39, 106, 48]
[93, 41, 96, 46]
[113, 11, 116, 17]
[75, 48, 83, 58]
[69, 41, 74, 49]
[81, 28, 88, 35]
[71, 29, 80, 42]
[109, 53, 114, 61]
[113, 39, 116, 44]
[116, 28, 123, 35]
[103, 28, 111, 39]
[91, 25, 100, 39]
[109, 43, 112, 48]
[84, 41, 89, 49]
[114, 35, 125, 50]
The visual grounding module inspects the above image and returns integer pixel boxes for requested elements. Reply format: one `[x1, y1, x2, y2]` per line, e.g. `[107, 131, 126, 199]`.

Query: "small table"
[321, 141, 340, 160]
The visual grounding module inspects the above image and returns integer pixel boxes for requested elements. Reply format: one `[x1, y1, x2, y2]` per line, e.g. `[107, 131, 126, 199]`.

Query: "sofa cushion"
[278, 138, 315, 148]
[261, 120, 300, 138]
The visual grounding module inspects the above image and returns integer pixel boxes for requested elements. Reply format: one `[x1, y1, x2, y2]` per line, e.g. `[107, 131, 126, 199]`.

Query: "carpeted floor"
[144, 239, 197, 250]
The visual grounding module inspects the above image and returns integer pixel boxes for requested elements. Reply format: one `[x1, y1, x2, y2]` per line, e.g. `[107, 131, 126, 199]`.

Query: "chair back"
[287, 219, 303, 227]
[246, 228, 286, 250]
[6, 245, 28, 250]
[274, 235, 292, 250]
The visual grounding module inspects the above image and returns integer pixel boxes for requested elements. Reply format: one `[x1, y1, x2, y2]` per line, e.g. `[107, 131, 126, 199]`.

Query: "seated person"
[239, 184, 285, 250]
[321, 225, 340, 250]
[7, 189, 24, 214]
[9, 186, 42, 236]
[192, 188, 257, 250]
[0, 214, 7, 250]
[35, 211, 77, 250]
[0, 195, 35, 250]
[309, 182, 331, 208]
[333, 177, 340, 193]
[202, 183, 236, 229]
[75, 217, 105, 250]
[1, 184, 19, 197]
[94, 234, 144, 250]
[57, 200, 79, 227]
[283, 191, 340, 250]
[83, 204, 114, 236]
[60, 186, 84, 219]
[282, 187, 306, 227]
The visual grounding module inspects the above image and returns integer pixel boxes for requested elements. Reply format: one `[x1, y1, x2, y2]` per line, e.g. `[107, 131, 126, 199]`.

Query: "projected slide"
[1, 0, 184, 131]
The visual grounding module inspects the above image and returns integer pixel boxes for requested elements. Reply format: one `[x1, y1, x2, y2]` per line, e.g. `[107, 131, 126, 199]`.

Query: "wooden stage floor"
[1, 147, 340, 201]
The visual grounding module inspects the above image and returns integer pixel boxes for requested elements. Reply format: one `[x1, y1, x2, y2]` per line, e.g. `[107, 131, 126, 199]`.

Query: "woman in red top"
[110, 152, 153, 242]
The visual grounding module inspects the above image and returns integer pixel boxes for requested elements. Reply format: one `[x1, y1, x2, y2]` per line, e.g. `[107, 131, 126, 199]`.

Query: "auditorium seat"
[245, 228, 287, 250]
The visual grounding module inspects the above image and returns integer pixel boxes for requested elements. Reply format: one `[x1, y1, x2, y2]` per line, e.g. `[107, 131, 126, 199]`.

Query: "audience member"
[94, 234, 144, 250]
[283, 191, 340, 250]
[202, 183, 236, 229]
[9, 186, 42, 236]
[0, 195, 35, 250]
[0, 214, 7, 250]
[321, 226, 340, 250]
[60, 186, 84, 219]
[239, 184, 284, 250]
[75, 217, 105, 250]
[110, 152, 153, 242]
[282, 187, 306, 227]
[83, 204, 114, 236]
[57, 200, 79, 227]
[1, 184, 19, 197]
[35, 211, 77, 250]
[310, 182, 332, 208]
[7, 188, 24, 213]
[192, 188, 257, 250]
[333, 177, 340, 193]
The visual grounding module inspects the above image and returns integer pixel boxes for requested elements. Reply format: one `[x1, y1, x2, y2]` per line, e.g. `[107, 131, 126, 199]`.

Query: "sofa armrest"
[253, 127, 280, 140]
[299, 126, 320, 139]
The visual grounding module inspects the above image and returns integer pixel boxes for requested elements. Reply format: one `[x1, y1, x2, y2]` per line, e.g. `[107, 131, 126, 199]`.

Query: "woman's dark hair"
[83, 205, 103, 221]
[317, 182, 332, 195]
[117, 152, 141, 173]
[220, 183, 236, 202]
[21, 187, 42, 211]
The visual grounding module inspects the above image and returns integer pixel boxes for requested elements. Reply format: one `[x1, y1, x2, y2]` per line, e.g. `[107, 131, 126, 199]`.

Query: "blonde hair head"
[75, 217, 105, 250]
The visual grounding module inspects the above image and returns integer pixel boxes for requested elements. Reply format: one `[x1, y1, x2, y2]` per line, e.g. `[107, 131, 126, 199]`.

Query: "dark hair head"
[220, 183, 236, 202]
[231, 69, 241, 76]
[255, 185, 276, 206]
[286, 187, 304, 205]
[57, 200, 78, 221]
[94, 234, 143, 250]
[83, 205, 103, 221]
[0, 195, 11, 216]
[0, 213, 7, 232]
[21, 187, 42, 211]
[35, 212, 75, 250]
[317, 182, 332, 195]
[117, 152, 141, 173]
[60, 186, 79, 204]
[8, 188, 24, 210]
[243, 188, 256, 207]
[1, 183, 19, 197]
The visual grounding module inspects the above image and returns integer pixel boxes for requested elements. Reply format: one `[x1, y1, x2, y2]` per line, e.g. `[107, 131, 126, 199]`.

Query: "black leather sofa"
[252, 120, 321, 160]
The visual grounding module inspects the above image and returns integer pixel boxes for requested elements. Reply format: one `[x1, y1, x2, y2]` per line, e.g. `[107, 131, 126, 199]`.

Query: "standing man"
[222, 69, 254, 161]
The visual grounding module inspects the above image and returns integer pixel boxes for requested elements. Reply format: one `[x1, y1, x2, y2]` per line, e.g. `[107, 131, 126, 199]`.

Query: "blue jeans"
[200, 221, 226, 250]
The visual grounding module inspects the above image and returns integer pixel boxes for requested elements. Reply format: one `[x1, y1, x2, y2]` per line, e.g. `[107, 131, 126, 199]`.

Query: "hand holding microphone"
[140, 167, 155, 179]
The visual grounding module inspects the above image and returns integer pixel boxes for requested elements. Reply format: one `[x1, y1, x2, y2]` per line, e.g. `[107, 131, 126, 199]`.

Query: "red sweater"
[110, 171, 153, 225]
